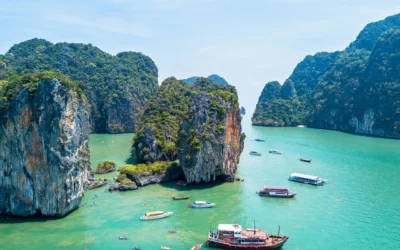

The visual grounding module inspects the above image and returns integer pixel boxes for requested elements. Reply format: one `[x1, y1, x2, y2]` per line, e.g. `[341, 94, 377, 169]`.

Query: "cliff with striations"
[133, 77, 244, 184]
[0, 73, 90, 217]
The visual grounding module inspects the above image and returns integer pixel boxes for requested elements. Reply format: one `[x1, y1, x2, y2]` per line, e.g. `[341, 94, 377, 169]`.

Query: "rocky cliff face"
[0, 39, 158, 134]
[178, 94, 244, 183]
[0, 78, 90, 217]
[253, 13, 400, 139]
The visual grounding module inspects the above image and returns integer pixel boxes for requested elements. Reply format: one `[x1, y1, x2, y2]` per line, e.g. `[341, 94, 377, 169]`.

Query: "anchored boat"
[255, 139, 265, 142]
[189, 201, 215, 208]
[269, 149, 282, 155]
[300, 158, 312, 163]
[207, 223, 288, 249]
[288, 173, 326, 186]
[250, 151, 262, 156]
[173, 195, 190, 200]
[140, 211, 173, 220]
[257, 186, 297, 198]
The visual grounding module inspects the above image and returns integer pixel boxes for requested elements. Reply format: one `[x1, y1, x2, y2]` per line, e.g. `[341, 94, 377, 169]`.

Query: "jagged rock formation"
[183, 74, 228, 85]
[177, 93, 244, 183]
[0, 39, 158, 133]
[133, 77, 244, 183]
[95, 160, 116, 174]
[241, 107, 246, 115]
[0, 74, 90, 217]
[253, 13, 400, 138]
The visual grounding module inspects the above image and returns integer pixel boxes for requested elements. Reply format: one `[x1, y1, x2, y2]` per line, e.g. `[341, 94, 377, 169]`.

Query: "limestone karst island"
[1, 1, 400, 250]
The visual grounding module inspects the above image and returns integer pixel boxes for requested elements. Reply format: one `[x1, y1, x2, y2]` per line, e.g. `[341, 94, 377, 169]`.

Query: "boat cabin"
[261, 186, 289, 193]
[217, 224, 243, 238]
[194, 201, 207, 205]
[145, 211, 164, 217]
[289, 173, 324, 185]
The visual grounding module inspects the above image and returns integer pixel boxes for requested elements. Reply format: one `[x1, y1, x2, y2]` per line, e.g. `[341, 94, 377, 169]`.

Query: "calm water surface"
[1, 118, 400, 250]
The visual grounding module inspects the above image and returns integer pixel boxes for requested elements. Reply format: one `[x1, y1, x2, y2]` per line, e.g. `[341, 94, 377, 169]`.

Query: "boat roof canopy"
[263, 186, 289, 190]
[218, 224, 242, 232]
[194, 201, 206, 204]
[145, 211, 164, 216]
[290, 173, 320, 180]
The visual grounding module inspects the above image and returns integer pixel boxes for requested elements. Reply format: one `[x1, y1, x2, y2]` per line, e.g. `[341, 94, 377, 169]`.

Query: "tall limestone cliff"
[133, 77, 244, 183]
[0, 72, 90, 217]
[0, 39, 158, 133]
[177, 92, 244, 183]
[253, 13, 400, 139]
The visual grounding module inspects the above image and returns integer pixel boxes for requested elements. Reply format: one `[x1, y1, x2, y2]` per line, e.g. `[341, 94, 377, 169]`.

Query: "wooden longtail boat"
[172, 195, 190, 200]
[207, 223, 288, 249]
[300, 158, 312, 163]
[190, 243, 203, 250]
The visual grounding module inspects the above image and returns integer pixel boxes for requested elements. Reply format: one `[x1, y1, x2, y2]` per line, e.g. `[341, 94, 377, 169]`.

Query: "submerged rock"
[0, 77, 90, 217]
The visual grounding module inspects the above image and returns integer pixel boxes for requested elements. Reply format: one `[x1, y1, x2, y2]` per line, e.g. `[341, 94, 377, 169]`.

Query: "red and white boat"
[256, 186, 297, 198]
[207, 223, 288, 249]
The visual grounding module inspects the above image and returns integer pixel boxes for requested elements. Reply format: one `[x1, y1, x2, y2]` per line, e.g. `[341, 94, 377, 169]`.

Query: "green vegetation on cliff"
[183, 74, 228, 85]
[0, 38, 158, 133]
[133, 77, 239, 163]
[253, 13, 400, 138]
[0, 71, 83, 110]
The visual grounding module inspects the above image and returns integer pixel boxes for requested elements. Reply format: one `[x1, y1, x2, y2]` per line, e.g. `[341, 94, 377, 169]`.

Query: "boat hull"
[207, 236, 288, 249]
[191, 204, 215, 208]
[173, 196, 190, 200]
[288, 178, 323, 186]
[140, 212, 173, 220]
[258, 192, 297, 198]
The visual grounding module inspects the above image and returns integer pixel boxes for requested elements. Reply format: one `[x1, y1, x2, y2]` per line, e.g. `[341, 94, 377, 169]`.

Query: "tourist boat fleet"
[207, 223, 289, 249]
[140, 211, 173, 220]
[257, 186, 297, 198]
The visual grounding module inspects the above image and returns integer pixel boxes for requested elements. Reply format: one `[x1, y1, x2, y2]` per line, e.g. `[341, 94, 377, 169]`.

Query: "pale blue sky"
[1, 0, 400, 112]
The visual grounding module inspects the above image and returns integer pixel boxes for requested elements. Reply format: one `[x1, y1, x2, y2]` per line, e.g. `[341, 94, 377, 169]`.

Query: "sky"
[1, 0, 400, 113]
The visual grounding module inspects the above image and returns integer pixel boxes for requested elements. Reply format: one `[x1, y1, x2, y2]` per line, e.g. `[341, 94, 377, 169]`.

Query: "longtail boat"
[172, 195, 190, 200]
[300, 158, 312, 163]
[207, 223, 288, 249]
[140, 211, 173, 220]
[190, 243, 203, 250]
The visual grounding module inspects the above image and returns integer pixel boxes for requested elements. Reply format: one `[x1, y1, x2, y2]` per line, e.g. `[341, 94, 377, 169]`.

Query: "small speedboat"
[188, 201, 215, 208]
[269, 149, 282, 154]
[300, 158, 312, 163]
[161, 246, 170, 250]
[119, 236, 128, 240]
[255, 138, 265, 142]
[172, 195, 190, 200]
[140, 211, 173, 220]
[249, 151, 261, 156]
[133, 247, 141, 250]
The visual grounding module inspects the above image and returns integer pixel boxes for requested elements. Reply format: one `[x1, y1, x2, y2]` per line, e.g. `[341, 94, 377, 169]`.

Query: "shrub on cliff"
[95, 160, 116, 174]
[0, 71, 83, 110]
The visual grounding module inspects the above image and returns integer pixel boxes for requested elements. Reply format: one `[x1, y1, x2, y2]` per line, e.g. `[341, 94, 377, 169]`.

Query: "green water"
[1, 119, 400, 250]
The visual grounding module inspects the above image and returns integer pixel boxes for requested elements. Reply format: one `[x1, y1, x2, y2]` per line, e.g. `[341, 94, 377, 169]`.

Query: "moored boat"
[119, 236, 128, 240]
[269, 149, 282, 155]
[257, 186, 297, 198]
[173, 195, 190, 200]
[288, 173, 326, 186]
[300, 158, 312, 163]
[250, 151, 262, 156]
[161, 246, 170, 250]
[207, 223, 289, 249]
[255, 138, 265, 142]
[140, 211, 173, 220]
[189, 201, 215, 208]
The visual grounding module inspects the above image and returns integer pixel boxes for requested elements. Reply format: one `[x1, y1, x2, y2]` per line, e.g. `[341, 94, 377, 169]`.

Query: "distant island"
[252, 13, 400, 139]
[241, 107, 246, 115]
[183, 74, 228, 85]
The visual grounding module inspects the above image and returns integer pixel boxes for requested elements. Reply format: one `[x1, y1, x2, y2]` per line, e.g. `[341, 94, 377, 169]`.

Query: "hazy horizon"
[1, 0, 400, 113]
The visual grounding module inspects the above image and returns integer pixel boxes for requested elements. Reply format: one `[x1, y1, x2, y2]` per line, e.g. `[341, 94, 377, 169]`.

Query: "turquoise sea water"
[1, 118, 400, 250]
